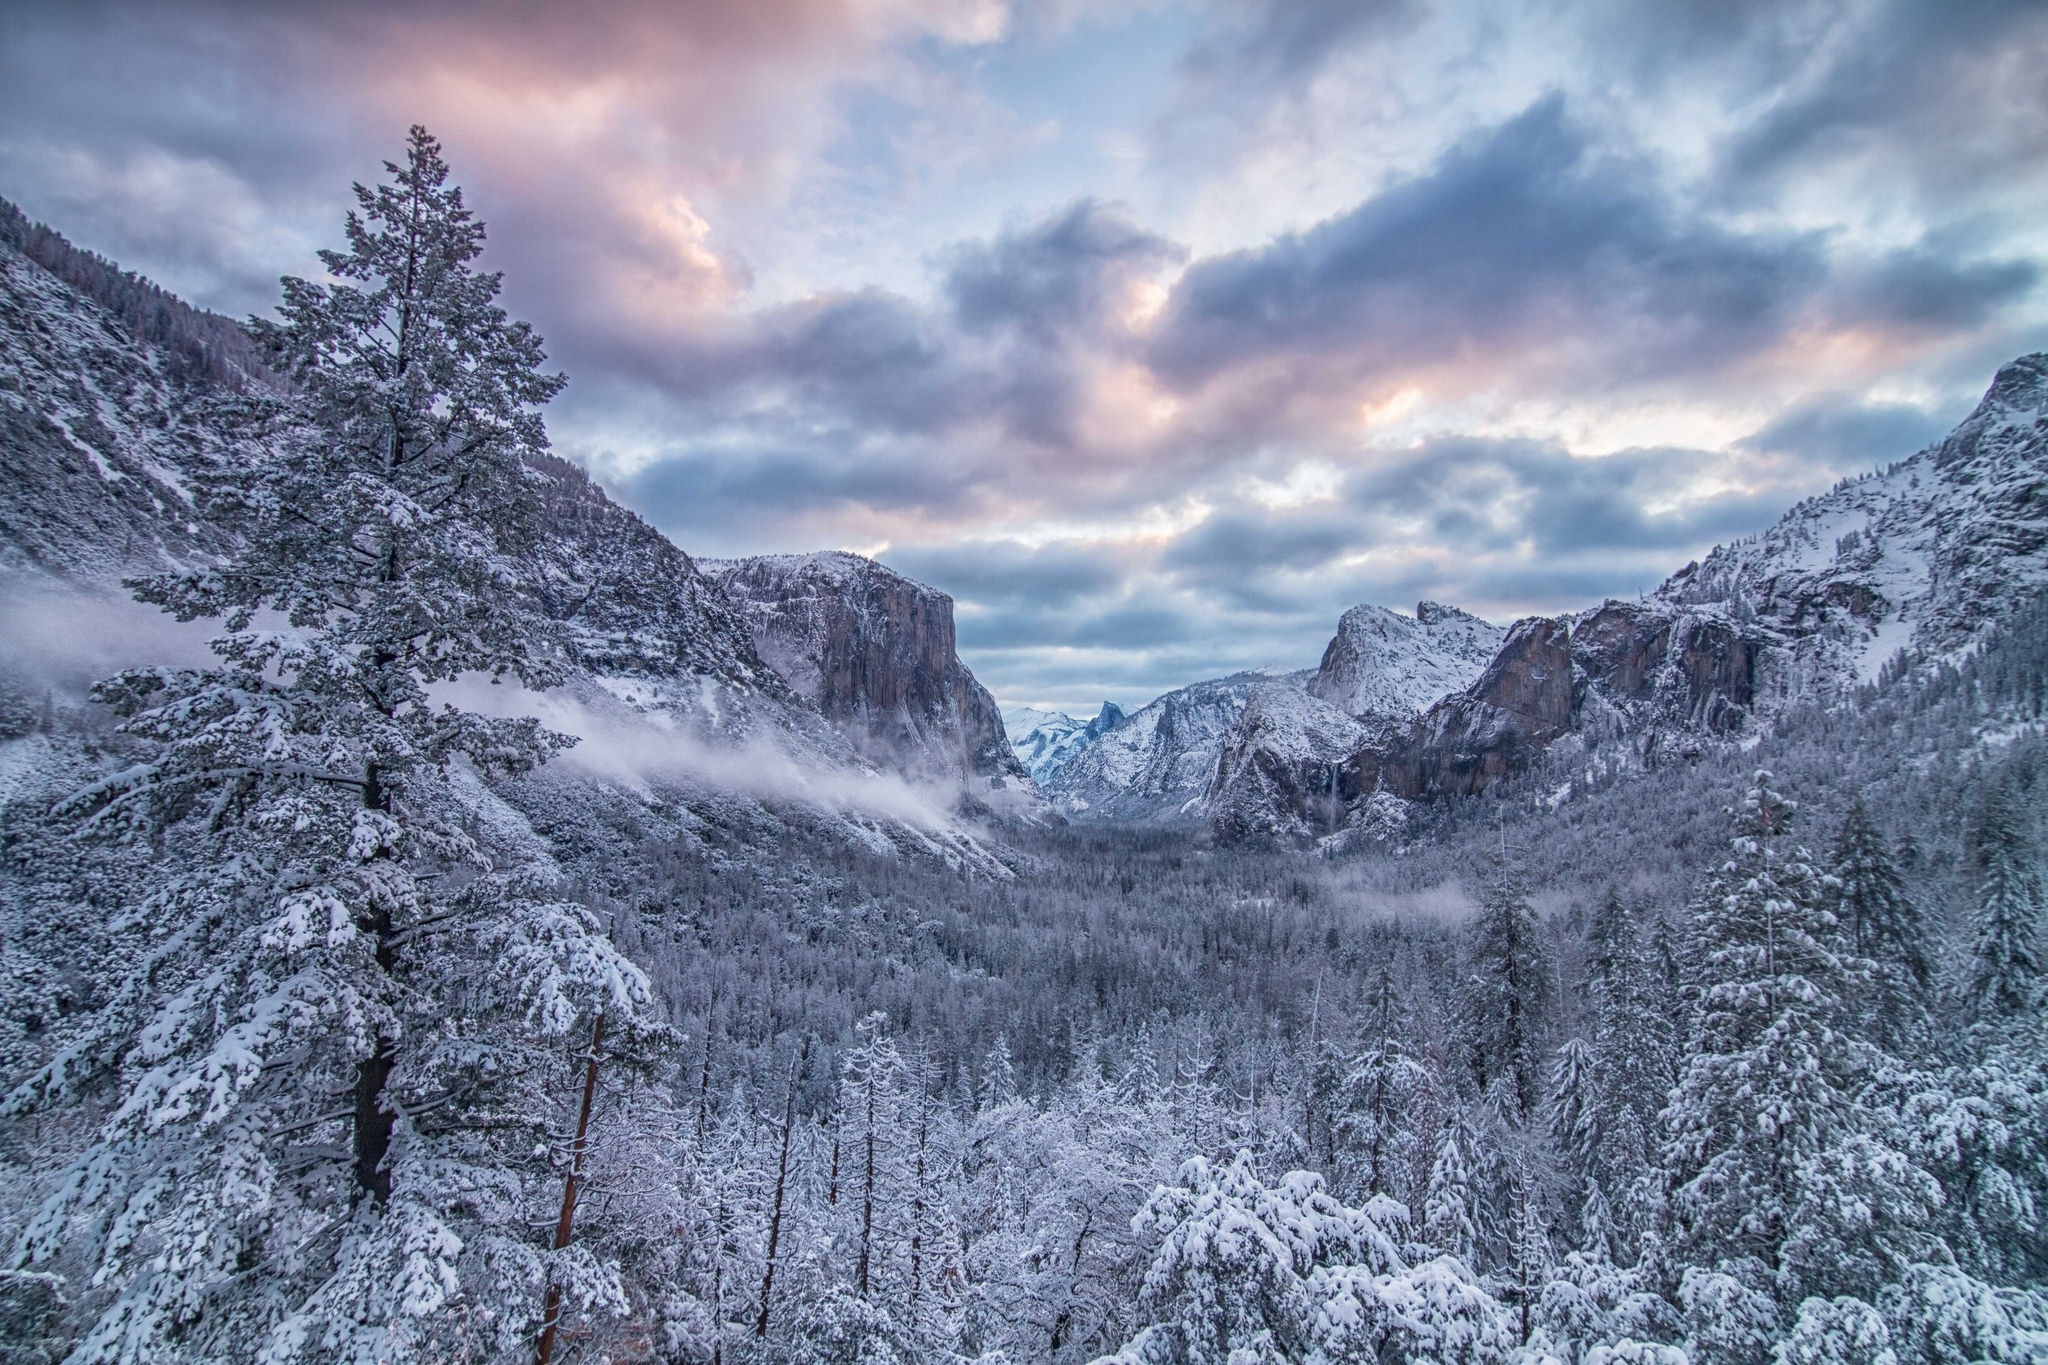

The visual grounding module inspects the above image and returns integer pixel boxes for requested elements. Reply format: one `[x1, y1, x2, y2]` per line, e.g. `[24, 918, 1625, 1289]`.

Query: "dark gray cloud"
[946, 198, 1182, 342]
[887, 539, 1126, 610]
[1340, 438, 1791, 560]
[1736, 396, 1959, 465]
[1149, 97, 1820, 388]
[1148, 95, 2038, 396]
[1718, 0, 2048, 204]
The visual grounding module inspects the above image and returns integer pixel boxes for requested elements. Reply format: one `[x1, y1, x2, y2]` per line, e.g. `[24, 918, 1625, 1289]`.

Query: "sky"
[3, 0, 2044, 714]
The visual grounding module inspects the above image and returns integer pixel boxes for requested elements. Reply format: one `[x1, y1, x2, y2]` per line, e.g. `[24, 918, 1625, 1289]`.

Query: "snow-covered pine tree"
[1964, 779, 2043, 1024]
[1546, 1037, 1600, 1230]
[838, 1011, 907, 1304]
[1333, 966, 1432, 1205]
[1424, 1115, 1479, 1266]
[1829, 797, 1931, 1051]
[1661, 771, 1937, 1310]
[1463, 869, 1554, 1127]
[1585, 891, 1673, 1257]
[4, 127, 655, 1363]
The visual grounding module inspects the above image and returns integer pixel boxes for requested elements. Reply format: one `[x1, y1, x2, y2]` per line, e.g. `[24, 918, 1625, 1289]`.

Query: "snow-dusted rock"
[1045, 671, 1298, 824]
[1308, 601, 1505, 720]
[702, 551, 1039, 803]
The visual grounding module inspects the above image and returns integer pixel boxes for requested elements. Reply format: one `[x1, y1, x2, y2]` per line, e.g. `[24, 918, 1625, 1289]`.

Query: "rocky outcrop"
[1308, 600, 1505, 718]
[1045, 671, 1288, 823]
[1343, 615, 1577, 802]
[704, 552, 1036, 799]
[1207, 682, 1370, 844]
[1569, 603, 1759, 733]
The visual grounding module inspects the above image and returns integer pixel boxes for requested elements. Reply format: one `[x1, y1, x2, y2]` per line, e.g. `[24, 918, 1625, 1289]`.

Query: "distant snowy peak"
[1307, 600, 1506, 719]
[1044, 672, 1299, 824]
[1003, 702, 1123, 785]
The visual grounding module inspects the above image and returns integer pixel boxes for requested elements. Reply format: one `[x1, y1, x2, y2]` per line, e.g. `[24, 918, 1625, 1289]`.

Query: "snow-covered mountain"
[1003, 701, 1124, 785]
[1307, 601, 1506, 719]
[1206, 353, 2048, 843]
[1043, 671, 1300, 823]
[701, 551, 1040, 808]
[0, 206, 1025, 860]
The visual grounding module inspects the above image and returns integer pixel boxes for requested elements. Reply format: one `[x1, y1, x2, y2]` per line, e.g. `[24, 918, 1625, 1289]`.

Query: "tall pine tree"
[1829, 797, 1931, 1051]
[1661, 772, 1936, 1309]
[1964, 779, 2043, 1024]
[1463, 869, 1554, 1127]
[5, 128, 654, 1364]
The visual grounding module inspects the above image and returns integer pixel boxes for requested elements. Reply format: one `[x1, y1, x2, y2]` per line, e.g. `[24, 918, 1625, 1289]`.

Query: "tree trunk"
[536, 1012, 606, 1365]
[352, 1043, 395, 1204]
[856, 1074, 877, 1299]
[756, 1051, 800, 1339]
[352, 758, 398, 1206]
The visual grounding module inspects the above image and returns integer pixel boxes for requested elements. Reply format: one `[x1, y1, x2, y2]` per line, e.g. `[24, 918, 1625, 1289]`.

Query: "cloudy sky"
[4, 0, 2044, 713]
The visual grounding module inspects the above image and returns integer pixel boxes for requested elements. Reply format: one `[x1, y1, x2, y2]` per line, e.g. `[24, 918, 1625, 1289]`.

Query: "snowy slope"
[1658, 353, 2048, 685]
[1307, 601, 1506, 719]
[0, 233, 268, 582]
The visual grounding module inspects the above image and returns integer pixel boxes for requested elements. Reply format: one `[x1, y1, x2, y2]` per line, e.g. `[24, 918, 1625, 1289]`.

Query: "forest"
[0, 130, 2043, 1365]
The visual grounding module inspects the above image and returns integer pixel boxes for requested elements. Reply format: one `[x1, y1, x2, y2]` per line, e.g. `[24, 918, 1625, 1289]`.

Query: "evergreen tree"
[1964, 780, 2043, 1023]
[838, 1012, 906, 1302]
[1586, 889, 1675, 1174]
[1547, 1037, 1601, 1216]
[1425, 1116, 1480, 1265]
[1662, 771, 1937, 1308]
[1829, 798, 1931, 1050]
[4, 127, 654, 1363]
[1334, 966, 1431, 1203]
[1463, 869, 1554, 1126]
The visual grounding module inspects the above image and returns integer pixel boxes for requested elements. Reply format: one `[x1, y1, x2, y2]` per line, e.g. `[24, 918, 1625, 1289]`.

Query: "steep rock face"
[1005, 702, 1123, 785]
[1574, 604, 1760, 734]
[1308, 601, 1506, 719]
[1345, 616, 1577, 802]
[703, 552, 1035, 797]
[1207, 681, 1371, 844]
[1045, 671, 1288, 823]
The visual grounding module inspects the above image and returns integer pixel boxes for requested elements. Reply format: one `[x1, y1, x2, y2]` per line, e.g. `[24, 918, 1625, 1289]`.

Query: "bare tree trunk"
[856, 1073, 877, 1299]
[695, 1020, 716, 1145]
[756, 1050, 801, 1339]
[536, 1012, 606, 1365]
[908, 1052, 929, 1319]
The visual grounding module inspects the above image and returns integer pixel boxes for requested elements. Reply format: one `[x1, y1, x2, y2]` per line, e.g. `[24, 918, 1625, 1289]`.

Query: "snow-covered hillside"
[1659, 352, 2048, 682]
